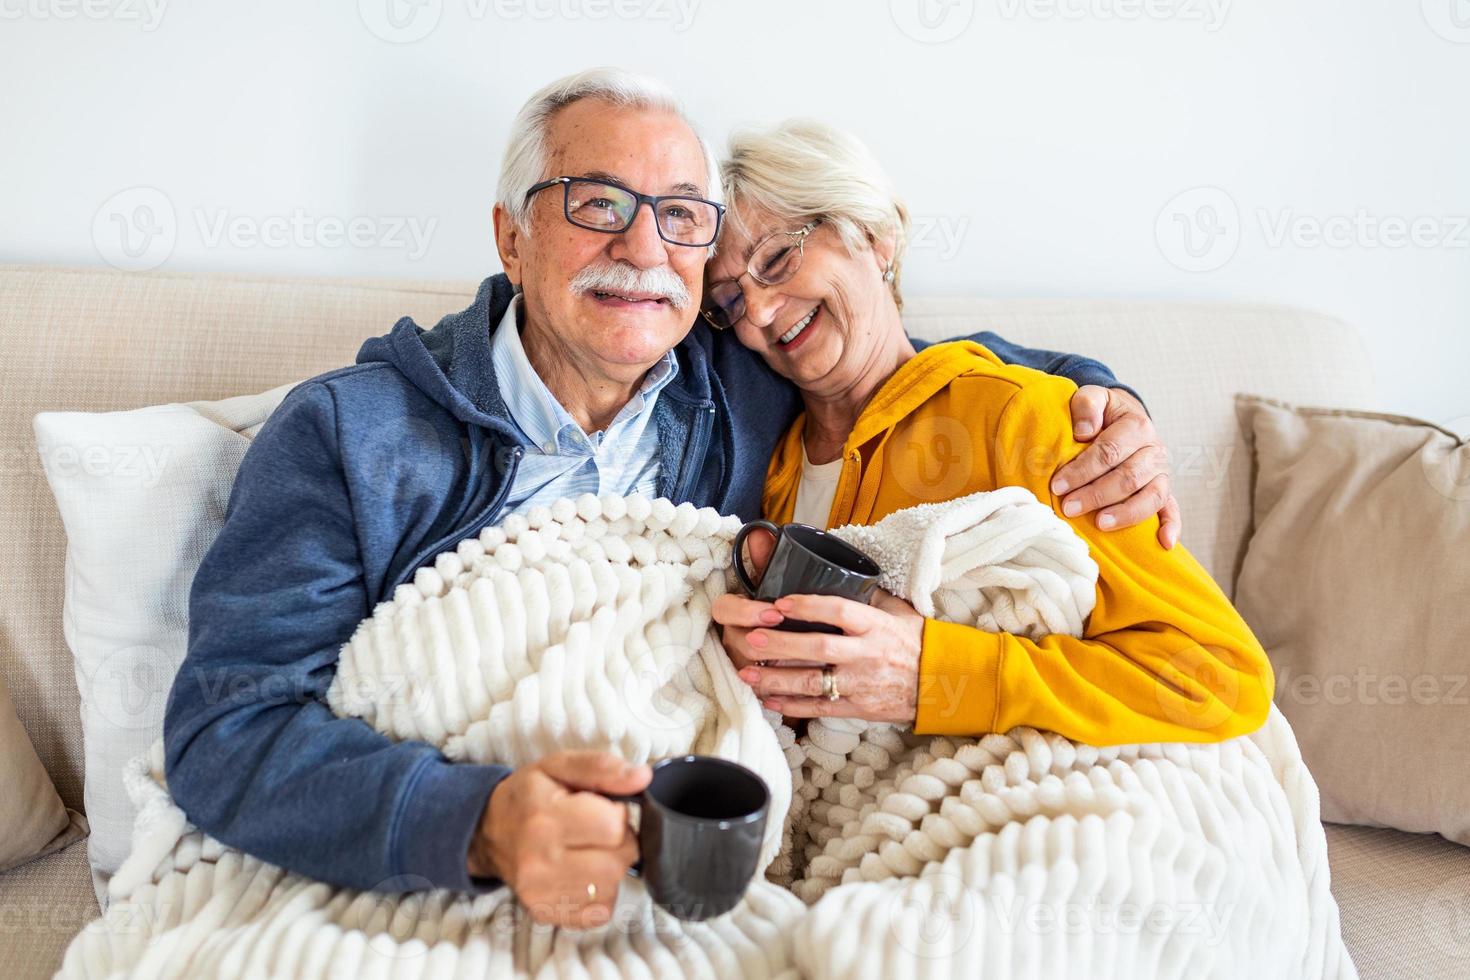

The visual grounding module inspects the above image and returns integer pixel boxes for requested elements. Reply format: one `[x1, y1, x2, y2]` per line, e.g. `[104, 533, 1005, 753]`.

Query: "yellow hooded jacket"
[762, 341, 1274, 745]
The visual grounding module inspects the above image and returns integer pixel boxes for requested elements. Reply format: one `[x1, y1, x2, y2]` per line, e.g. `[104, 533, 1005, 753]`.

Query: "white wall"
[3, 0, 1467, 426]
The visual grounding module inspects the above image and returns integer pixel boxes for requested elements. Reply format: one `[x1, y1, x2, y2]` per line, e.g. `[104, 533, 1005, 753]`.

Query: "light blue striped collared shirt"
[491, 297, 678, 514]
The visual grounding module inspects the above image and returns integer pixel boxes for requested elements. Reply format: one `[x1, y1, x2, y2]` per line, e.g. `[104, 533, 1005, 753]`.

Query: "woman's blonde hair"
[720, 119, 910, 309]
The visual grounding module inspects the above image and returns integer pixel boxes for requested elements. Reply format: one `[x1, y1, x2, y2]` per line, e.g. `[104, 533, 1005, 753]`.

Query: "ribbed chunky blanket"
[61, 490, 1356, 979]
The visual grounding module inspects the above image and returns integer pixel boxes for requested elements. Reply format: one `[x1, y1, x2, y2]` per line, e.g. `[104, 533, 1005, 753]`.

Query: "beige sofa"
[2, 264, 1467, 978]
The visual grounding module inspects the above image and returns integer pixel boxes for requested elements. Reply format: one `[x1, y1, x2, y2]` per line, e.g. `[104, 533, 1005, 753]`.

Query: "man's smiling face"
[495, 98, 713, 383]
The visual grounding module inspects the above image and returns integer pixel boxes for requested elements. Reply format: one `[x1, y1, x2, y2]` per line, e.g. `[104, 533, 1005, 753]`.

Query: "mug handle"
[601, 791, 645, 877]
[731, 520, 781, 597]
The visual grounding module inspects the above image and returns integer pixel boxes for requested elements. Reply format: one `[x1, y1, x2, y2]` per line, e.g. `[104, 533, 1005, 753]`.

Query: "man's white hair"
[496, 67, 722, 240]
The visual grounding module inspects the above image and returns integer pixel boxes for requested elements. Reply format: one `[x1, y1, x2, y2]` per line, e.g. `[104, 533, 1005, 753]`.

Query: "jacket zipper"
[385, 445, 524, 595]
[671, 402, 715, 503]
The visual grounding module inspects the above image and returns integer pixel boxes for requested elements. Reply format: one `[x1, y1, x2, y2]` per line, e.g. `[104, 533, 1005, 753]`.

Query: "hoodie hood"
[355, 274, 523, 442]
[763, 340, 1006, 526]
[843, 340, 1003, 451]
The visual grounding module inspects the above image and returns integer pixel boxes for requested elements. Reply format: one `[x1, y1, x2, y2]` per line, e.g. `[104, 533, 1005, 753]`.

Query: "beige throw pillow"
[0, 668, 87, 872]
[1234, 395, 1470, 845]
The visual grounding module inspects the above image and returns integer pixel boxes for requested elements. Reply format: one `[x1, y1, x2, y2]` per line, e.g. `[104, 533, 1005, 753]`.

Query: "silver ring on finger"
[821, 664, 841, 701]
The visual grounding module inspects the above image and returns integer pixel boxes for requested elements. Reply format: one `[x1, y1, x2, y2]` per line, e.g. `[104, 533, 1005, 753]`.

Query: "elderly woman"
[709, 121, 1272, 744]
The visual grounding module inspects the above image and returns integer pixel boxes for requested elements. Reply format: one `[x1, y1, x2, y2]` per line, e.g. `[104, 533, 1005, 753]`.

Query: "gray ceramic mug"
[606, 755, 769, 921]
[732, 520, 882, 633]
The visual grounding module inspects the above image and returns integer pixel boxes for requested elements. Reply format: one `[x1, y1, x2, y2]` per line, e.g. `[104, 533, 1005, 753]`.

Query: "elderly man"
[165, 68, 1179, 930]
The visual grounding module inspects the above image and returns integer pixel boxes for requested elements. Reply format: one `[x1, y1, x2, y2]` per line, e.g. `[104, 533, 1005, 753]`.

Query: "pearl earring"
[883, 265, 895, 283]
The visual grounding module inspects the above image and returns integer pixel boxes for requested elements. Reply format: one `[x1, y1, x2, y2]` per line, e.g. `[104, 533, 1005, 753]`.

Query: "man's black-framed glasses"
[524, 176, 725, 248]
[700, 220, 820, 331]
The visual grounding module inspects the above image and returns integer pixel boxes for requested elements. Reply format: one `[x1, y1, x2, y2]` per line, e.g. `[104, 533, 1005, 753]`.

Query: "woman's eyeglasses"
[700, 221, 820, 331]
[524, 176, 725, 248]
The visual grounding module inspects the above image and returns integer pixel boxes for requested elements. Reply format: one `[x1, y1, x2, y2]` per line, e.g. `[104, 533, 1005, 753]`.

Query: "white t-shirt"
[792, 442, 844, 528]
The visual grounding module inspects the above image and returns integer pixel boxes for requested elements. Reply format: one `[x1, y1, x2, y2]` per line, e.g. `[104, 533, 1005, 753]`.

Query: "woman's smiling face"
[706, 203, 899, 401]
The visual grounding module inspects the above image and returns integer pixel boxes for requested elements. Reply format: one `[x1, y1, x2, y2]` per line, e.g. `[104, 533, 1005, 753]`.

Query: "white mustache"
[569, 261, 691, 311]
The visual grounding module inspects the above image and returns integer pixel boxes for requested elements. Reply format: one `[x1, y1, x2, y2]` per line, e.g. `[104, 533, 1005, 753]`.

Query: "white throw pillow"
[34, 381, 298, 905]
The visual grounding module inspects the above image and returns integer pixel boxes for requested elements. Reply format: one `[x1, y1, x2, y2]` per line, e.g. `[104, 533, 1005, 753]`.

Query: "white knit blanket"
[60, 490, 1356, 980]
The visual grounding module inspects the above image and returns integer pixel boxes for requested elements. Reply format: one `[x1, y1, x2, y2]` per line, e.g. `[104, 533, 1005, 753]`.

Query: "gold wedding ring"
[821, 665, 840, 701]
[587, 882, 598, 902]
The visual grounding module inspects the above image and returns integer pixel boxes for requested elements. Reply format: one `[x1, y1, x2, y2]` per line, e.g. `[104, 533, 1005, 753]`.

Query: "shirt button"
[542, 442, 555, 453]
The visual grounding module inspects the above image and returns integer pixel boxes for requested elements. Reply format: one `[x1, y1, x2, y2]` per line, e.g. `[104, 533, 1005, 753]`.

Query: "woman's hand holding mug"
[712, 521, 925, 724]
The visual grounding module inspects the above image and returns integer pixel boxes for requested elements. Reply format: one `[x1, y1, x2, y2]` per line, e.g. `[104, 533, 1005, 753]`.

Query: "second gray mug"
[731, 520, 882, 633]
